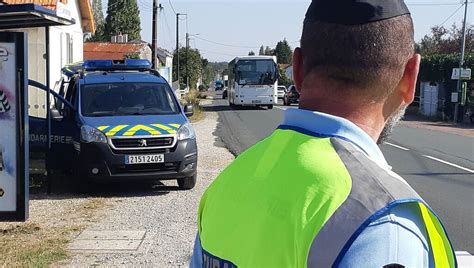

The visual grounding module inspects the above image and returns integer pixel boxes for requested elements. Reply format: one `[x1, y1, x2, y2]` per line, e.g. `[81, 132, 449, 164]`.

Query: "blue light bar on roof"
[83, 59, 152, 71]
[62, 59, 152, 77]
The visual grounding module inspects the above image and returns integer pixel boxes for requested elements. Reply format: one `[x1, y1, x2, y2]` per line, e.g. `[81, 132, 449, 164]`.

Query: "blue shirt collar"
[280, 108, 389, 168]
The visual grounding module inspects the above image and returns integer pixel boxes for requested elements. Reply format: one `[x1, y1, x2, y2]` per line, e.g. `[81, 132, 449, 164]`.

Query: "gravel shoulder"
[59, 100, 234, 267]
[0, 195, 109, 266]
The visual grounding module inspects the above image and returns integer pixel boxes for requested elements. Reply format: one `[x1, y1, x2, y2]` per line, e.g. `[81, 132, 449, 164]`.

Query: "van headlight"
[81, 125, 107, 143]
[177, 123, 196, 141]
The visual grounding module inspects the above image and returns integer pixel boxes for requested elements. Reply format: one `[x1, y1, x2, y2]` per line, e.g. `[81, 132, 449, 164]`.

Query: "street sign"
[451, 92, 459, 103]
[451, 68, 472, 80]
[0, 32, 29, 222]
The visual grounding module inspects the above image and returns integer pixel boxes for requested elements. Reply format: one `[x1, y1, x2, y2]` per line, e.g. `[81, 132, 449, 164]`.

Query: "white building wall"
[1, 0, 85, 118]
[49, 0, 84, 89]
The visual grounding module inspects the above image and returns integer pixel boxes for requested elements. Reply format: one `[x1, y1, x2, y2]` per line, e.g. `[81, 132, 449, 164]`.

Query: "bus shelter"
[0, 3, 74, 221]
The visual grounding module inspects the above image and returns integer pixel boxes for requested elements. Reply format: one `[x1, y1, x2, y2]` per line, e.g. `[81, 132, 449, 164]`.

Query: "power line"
[194, 36, 260, 49]
[199, 48, 238, 57]
[138, 0, 153, 11]
[439, 3, 466, 26]
[161, 8, 174, 49]
[168, 0, 177, 15]
[407, 1, 472, 6]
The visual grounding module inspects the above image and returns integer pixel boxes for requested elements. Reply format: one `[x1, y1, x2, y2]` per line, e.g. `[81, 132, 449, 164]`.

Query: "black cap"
[305, 0, 410, 25]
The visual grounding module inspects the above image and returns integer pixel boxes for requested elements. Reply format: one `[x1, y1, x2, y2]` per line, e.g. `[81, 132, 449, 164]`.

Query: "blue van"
[29, 60, 198, 190]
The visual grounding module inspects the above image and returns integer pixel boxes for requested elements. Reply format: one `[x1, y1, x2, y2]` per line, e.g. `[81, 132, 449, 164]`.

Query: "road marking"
[384, 142, 410, 151]
[275, 106, 297, 111]
[423, 155, 474, 174]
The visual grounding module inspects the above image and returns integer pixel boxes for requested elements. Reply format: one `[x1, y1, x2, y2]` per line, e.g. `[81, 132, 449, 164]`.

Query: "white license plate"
[125, 154, 164, 164]
[252, 100, 262, 104]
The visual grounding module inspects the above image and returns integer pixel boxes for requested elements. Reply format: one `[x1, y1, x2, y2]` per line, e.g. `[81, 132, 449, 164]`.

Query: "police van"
[29, 60, 198, 190]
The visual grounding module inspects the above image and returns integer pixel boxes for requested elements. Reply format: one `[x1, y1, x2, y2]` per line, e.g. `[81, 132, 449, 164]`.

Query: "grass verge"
[0, 198, 107, 267]
[188, 105, 205, 123]
[182, 90, 205, 122]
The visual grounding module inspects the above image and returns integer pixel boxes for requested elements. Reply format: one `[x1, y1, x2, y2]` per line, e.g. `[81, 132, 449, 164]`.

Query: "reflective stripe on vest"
[308, 138, 456, 267]
[198, 129, 456, 267]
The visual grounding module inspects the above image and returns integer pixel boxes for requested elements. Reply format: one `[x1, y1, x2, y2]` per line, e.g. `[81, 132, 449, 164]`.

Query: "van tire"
[178, 174, 197, 190]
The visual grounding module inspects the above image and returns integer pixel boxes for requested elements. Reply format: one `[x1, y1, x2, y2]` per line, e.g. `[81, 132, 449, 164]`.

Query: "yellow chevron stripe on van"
[105, 125, 128, 136]
[151, 124, 177, 134]
[98, 126, 109, 131]
[123, 125, 161, 136]
[170, 124, 181, 129]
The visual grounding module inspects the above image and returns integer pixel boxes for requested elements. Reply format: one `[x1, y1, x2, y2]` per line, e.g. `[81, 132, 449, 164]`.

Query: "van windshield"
[81, 83, 179, 117]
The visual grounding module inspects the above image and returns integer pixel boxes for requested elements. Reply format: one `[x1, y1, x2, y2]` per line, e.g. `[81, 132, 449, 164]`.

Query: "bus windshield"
[236, 60, 277, 85]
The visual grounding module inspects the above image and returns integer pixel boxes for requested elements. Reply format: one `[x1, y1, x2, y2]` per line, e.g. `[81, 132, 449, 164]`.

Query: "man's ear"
[293, 47, 304, 93]
[398, 54, 421, 104]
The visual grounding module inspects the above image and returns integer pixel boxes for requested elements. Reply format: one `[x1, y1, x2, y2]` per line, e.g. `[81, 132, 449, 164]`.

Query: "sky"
[103, 0, 473, 62]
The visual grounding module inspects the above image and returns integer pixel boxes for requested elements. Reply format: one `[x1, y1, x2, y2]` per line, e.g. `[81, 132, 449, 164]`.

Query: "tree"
[259, 46, 265, 55]
[264, 46, 274, 56]
[278, 68, 291, 87]
[248, 51, 255, 56]
[203, 65, 215, 88]
[275, 39, 293, 64]
[87, 0, 106, 41]
[417, 23, 473, 55]
[173, 48, 204, 90]
[92, 0, 104, 27]
[104, 0, 141, 41]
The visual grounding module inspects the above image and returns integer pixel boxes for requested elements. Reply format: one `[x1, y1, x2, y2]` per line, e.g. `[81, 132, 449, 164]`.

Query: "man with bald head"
[190, 1, 456, 267]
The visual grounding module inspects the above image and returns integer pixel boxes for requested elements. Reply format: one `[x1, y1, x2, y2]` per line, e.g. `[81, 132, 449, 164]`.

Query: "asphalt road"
[210, 93, 474, 253]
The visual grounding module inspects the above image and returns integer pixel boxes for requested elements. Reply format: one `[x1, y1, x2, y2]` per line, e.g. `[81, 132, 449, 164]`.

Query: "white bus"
[228, 56, 278, 109]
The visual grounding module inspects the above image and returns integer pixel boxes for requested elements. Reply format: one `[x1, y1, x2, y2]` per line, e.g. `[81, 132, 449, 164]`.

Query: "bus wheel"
[267, 105, 273, 110]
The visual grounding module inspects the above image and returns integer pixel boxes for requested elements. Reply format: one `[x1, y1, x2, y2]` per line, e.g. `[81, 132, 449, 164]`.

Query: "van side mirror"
[183, 103, 194, 117]
[184, 104, 194, 117]
[50, 108, 63, 121]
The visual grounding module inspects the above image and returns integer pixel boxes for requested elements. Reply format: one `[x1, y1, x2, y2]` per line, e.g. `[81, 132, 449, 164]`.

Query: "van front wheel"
[178, 174, 197, 190]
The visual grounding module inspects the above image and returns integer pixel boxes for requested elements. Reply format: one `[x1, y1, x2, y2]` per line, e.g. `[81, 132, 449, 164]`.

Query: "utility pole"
[186, 32, 189, 90]
[175, 13, 186, 89]
[151, 0, 158, 69]
[454, 0, 469, 123]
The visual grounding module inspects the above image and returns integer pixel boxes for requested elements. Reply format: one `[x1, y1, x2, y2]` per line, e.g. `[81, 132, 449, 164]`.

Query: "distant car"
[222, 88, 228, 99]
[215, 80, 224, 91]
[283, 85, 300, 106]
[277, 86, 287, 99]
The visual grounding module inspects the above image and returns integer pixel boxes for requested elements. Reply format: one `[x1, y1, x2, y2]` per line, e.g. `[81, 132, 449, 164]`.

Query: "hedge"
[419, 53, 473, 83]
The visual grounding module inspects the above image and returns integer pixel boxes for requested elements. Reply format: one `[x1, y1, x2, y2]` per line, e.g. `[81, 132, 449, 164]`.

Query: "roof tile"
[84, 42, 148, 60]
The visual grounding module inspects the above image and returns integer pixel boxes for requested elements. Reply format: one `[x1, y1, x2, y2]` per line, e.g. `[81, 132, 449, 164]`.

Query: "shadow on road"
[202, 105, 232, 112]
[202, 104, 269, 112]
[29, 176, 179, 200]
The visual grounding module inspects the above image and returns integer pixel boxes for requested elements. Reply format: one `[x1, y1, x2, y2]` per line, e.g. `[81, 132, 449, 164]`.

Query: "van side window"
[64, 78, 76, 106]
[59, 79, 70, 98]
